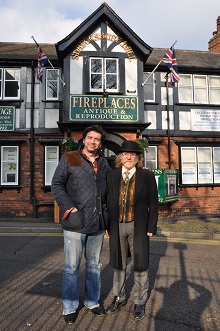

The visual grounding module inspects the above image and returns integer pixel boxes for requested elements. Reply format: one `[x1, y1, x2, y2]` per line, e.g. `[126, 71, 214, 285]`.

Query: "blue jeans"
[62, 229, 104, 315]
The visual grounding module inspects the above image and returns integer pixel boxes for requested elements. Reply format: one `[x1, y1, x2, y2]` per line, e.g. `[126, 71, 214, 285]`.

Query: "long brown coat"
[107, 168, 158, 272]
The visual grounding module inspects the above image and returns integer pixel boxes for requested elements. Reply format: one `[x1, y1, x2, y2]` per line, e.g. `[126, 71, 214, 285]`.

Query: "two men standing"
[52, 127, 158, 324]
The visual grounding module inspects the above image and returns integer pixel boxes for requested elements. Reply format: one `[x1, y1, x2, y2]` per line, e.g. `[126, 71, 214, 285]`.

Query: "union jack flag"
[162, 44, 180, 85]
[36, 47, 48, 81]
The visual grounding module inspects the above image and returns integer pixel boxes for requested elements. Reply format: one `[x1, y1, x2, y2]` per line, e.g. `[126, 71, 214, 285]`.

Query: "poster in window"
[198, 167, 212, 184]
[6, 173, 16, 182]
[214, 167, 220, 183]
[182, 167, 196, 184]
[46, 147, 58, 161]
[167, 176, 176, 195]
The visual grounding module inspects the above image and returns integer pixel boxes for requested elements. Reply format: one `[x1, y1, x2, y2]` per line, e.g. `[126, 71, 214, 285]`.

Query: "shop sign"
[151, 168, 179, 204]
[0, 106, 15, 131]
[70, 95, 138, 122]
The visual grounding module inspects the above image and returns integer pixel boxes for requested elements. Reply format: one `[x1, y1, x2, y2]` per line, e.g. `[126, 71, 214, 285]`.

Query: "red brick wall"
[1, 132, 220, 221]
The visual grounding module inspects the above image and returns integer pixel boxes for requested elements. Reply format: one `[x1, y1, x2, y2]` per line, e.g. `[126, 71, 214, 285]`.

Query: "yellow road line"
[0, 233, 219, 245]
[0, 232, 63, 237]
[152, 236, 220, 245]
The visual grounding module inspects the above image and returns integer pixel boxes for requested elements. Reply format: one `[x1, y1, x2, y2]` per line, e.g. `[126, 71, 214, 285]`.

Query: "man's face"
[120, 152, 138, 170]
[83, 131, 102, 155]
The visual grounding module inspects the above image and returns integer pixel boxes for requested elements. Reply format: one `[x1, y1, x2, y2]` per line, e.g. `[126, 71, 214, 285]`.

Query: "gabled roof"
[56, 2, 152, 61]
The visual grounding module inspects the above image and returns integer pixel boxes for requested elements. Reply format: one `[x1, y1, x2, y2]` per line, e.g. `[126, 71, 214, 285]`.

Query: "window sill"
[41, 185, 51, 193]
[0, 185, 22, 192]
[179, 184, 220, 190]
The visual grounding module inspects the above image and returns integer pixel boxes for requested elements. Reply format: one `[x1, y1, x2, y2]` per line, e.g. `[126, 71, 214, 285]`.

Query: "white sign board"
[191, 109, 220, 131]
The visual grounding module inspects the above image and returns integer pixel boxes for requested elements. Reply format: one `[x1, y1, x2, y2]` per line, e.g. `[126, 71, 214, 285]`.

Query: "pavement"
[0, 216, 220, 240]
[1, 217, 220, 330]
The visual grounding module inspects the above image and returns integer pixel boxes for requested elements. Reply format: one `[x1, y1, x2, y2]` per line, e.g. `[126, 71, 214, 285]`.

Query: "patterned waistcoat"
[118, 173, 136, 222]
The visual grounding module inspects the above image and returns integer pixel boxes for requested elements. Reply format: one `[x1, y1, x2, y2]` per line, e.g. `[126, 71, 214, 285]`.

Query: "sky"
[0, 0, 219, 51]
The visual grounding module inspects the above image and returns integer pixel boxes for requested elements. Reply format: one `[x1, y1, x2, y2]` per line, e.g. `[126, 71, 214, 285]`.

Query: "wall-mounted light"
[103, 89, 108, 99]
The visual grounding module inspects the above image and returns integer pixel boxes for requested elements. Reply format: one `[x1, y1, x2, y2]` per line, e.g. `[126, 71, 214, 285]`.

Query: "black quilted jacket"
[51, 148, 111, 233]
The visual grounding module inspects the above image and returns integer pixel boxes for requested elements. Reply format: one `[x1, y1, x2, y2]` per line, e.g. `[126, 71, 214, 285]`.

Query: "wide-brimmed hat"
[118, 141, 142, 154]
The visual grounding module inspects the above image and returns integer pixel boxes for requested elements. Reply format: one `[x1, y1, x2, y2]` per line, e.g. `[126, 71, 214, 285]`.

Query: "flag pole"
[141, 60, 162, 86]
[31, 36, 65, 86]
[141, 41, 178, 87]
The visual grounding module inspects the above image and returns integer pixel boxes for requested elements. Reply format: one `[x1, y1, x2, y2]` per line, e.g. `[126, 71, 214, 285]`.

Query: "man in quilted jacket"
[51, 125, 111, 324]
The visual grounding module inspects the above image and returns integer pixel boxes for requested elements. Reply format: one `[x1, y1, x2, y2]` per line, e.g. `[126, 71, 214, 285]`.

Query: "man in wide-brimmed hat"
[106, 140, 158, 320]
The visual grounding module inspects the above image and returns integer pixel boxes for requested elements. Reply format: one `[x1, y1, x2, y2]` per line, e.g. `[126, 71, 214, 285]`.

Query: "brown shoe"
[105, 296, 126, 314]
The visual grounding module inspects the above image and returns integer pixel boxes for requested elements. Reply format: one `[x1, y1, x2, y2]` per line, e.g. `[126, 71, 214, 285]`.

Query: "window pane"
[198, 147, 211, 162]
[143, 73, 155, 101]
[209, 77, 220, 104]
[209, 76, 220, 87]
[182, 147, 196, 162]
[181, 147, 197, 184]
[1, 146, 18, 185]
[5, 81, 19, 97]
[91, 74, 102, 89]
[213, 147, 220, 161]
[91, 59, 102, 73]
[194, 88, 208, 103]
[47, 81, 58, 98]
[46, 69, 59, 100]
[106, 59, 116, 73]
[179, 86, 193, 103]
[194, 76, 208, 103]
[210, 89, 220, 103]
[106, 75, 117, 89]
[194, 76, 207, 86]
[144, 146, 157, 169]
[45, 146, 58, 185]
[213, 147, 220, 183]
[4, 69, 20, 98]
[5, 69, 20, 81]
[179, 74, 192, 85]
[47, 70, 58, 80]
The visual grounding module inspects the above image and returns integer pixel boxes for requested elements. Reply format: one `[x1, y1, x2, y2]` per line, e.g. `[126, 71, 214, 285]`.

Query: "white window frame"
[46, 69, 59, 100]
[181, 146, 220, 185]
[178, 74, 193, 103]
[90, 57, 119, 93]
[209, 76, 220, 104]
[193, 75, 208, 104]
[0, 68, 20, 100]
[179, 74, 220, 104]
[45, 146, 59, 185]
[1, 146, 19, 185]
[181, 147, 197, 184]
[144, 146, 157, 169]
[143, 72, 155, 102]
[197, 147, 212, 183]
[213, 147, 220, 182]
